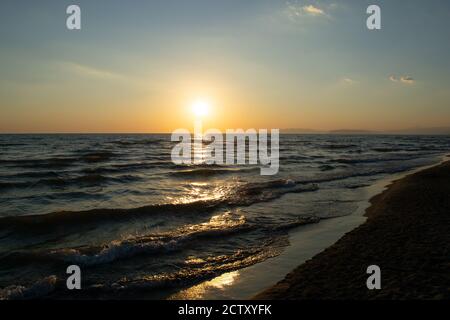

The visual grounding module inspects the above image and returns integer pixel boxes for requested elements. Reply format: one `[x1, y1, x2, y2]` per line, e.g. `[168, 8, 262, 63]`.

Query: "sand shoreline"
[255, 159, 450, 300]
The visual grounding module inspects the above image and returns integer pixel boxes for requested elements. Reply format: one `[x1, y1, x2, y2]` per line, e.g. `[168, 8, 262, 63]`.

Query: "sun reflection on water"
[169, 271, 240, 300]
[167, 181, 236, 205]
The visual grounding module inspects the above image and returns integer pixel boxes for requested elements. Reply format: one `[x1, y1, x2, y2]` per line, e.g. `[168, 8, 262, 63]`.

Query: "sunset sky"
[1, 0, 450, 133]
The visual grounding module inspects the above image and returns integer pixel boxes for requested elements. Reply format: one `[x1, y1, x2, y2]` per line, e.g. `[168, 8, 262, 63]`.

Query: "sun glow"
[191, 99, 210, 117]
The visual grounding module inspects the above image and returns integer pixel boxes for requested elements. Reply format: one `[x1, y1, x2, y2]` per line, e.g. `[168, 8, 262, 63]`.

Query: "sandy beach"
[256, 160, 450, 300]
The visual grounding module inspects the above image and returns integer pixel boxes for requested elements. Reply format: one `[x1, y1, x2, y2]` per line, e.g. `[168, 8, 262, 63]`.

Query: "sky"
[1, 0, 450, 133]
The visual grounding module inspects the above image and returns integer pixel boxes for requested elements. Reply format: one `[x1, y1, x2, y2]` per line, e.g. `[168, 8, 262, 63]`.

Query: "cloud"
[389, 75, 398, 82]
[342, 77, 355, 84]
[389, 75, 415, 84]
[338, 77, 357, 86]
[60, 62, 124, 80]
[285, 2, 329, 21]
[303, 5, 325, 16]
[400, 76, 415, 84]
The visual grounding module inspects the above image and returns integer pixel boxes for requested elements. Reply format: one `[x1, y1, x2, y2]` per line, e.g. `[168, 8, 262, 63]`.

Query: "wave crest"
[48, 212, 248, 266]
[0, 276, 57, 300]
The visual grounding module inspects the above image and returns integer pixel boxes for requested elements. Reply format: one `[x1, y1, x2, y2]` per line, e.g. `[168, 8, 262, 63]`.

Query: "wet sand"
[255, 160, 450, 300]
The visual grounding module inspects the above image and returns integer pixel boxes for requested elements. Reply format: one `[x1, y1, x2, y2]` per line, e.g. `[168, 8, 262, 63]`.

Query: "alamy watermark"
[66, 5, 81, 30]
[171, 120, 279, 176]
[366, 265, 381, 290]
[66, 4, 381, 31]
[66, 265, 81, 290]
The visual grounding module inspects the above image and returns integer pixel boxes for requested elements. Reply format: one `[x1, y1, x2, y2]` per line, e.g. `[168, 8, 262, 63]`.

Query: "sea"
[0, 134, 449, 299]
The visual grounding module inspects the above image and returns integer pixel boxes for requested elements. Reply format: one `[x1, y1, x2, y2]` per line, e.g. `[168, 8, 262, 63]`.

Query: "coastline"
[169, 156, 448, 300]
[255, 158, 450, 300]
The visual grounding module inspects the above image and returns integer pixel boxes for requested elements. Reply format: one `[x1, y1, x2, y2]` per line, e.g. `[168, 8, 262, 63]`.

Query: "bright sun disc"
[191, 100, 210, 117]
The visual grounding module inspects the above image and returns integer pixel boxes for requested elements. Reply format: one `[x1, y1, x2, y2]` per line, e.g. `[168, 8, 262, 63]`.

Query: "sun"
[191, 99, 210, 117]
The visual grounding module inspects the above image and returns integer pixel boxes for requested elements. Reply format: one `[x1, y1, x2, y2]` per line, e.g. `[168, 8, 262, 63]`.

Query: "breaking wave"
[0, 179, 319, 232]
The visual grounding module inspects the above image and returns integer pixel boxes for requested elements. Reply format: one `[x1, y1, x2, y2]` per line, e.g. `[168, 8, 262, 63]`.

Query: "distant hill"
[281, 128, 321, 134]
[281, 127, 450, 135]
[386, 127, 450, 135]
[328, 129, 375, 134]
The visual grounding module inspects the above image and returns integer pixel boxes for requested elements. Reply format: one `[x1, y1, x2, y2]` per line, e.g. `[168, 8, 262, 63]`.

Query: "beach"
[255, 159, 450, 300]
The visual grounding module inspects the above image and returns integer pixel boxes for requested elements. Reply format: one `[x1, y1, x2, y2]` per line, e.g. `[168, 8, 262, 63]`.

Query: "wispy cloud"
[336, 77, 359, 88]
[60, 62, 125, 81]
[389, 75, 398, 82]
[389, 75, 415, 84]
[341, 77, 356, 85]
[285, 1, 330, 21]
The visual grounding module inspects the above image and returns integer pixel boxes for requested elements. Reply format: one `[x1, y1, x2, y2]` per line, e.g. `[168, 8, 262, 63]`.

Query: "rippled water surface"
[0, 134, 449, 299]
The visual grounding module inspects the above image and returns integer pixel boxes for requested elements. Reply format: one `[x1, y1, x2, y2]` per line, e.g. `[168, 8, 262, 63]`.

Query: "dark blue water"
[0, 134, 449, 299]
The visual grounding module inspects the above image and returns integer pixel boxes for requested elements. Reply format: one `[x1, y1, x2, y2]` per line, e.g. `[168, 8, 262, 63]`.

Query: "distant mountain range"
[387, 127, 450, 135]
[281, 127, 450, 135]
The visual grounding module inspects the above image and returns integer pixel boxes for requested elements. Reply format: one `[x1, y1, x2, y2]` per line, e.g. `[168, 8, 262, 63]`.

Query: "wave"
[0, 157, 78, 169]
[319, 164, 336, 171]
[5, 244, 285, 298]
[0, 181, 30, 190]
[111, 161, 174, 171]
[371, 147, 397, 153]
[279, 155, 310, 162]
[271, 215, 320, 231]
[1, 171, 61, 179]
[78, 161, 174, 175]
[322, 144, 358, 150]
[0, 154, 112, 170]
[2, 210, 324, 266]
[0, 179, 319, 231]
[45, 173, 139, 186]
[0, 151, 116, 170]
[296, 167, 401, 185]
[0, 143, 25, 147]
[226, 179, 318, 206]
[0, 213, 322, 270]
[108, 138, 167, 147]
[102, 244, 284, 294]
[81, 151, 115, 163]
[333, 155, 417, 164]
[45, 211, 248, 266]
[169, 167, 259, 178]
[0, 276, 57, 300]
[0, 174, 140, 191]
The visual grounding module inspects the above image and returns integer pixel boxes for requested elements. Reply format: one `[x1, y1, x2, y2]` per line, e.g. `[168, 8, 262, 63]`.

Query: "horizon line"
[1, 131, 450, 136]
